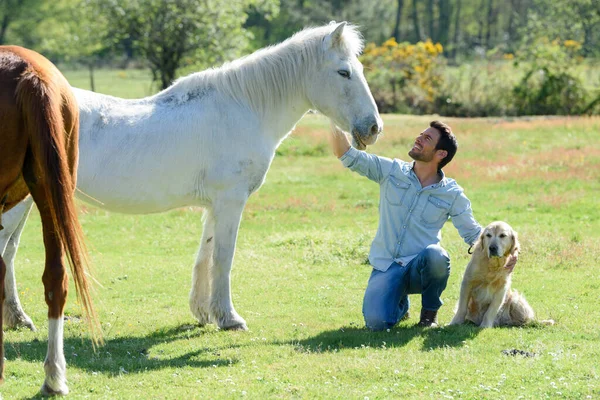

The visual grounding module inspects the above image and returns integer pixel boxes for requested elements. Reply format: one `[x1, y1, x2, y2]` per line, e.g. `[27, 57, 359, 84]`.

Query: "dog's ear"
[469, 230, 485, 255]
[509, 229, 520, 255]
[478, 230, 486, 251]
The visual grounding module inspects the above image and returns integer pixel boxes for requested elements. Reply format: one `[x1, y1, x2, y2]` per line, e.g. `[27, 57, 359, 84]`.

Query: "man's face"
[408, 127, 441, 162]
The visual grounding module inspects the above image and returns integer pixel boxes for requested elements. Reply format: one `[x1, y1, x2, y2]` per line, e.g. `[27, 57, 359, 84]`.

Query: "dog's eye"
[485, 233, 492, 238]
[499, 233, 507, 238]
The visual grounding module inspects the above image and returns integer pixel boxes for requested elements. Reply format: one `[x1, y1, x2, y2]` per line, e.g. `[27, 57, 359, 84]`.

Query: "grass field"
[2, 78, 600, 398]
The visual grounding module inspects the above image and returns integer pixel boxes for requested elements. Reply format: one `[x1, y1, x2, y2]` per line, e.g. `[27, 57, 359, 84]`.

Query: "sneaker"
[418, 308, 438, 327]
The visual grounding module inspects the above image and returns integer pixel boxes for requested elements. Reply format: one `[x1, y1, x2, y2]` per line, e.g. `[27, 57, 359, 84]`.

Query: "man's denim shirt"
[340, 147, 482, 272]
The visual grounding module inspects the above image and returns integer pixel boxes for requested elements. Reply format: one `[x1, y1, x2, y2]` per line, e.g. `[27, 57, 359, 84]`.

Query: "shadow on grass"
[276, 322, 484, 353]
[421, 324, 482, 350]
[5, 323, 241, 377]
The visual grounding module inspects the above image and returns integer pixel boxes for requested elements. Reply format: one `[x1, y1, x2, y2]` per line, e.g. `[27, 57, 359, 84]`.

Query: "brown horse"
[0, 46, 100, 395]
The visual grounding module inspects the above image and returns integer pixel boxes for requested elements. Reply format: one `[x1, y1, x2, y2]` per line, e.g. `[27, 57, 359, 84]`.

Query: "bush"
[360, 38, 445, 114]
[434, 61, 518, 117]
[512, 39, 589, 115]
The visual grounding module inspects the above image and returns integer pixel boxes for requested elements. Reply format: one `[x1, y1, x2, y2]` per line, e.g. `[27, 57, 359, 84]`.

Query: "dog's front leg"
[449, 276, 471, 325]
[480, 288, 507, 328]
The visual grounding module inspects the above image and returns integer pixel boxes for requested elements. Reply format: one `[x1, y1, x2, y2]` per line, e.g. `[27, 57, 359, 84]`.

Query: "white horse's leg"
[40, 317, 68, 395]
[1, 198, 36, 331]
[210, 197, 247, 330]
[189, 209, 215, 326]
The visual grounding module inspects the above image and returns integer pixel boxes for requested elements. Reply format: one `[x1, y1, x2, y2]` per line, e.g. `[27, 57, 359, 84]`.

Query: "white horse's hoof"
[215, 312, 248, 331]
[40, 381, 69, 396]
[3, 301, 37, 331]
[220, 322, 248, 331]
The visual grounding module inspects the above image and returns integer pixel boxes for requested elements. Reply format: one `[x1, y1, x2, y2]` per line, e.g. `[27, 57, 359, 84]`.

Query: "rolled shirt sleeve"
[450, 191, 482, 246]
[339, 147, 394, 184]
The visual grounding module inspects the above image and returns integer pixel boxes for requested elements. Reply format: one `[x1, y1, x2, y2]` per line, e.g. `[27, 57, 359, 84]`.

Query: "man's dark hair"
[430, 120, 457, 171]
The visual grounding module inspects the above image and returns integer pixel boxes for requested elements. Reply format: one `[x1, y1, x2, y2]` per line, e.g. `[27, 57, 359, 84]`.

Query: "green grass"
[3, 110, 600, 398]
[63, 68, 156, 98]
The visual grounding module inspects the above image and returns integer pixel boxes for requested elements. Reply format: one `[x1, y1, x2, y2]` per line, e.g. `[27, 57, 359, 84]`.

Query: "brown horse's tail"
[15, 70, 102, 345]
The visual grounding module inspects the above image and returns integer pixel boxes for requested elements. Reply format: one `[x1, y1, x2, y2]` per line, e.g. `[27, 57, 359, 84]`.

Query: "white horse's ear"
[324, 21, 346, 50]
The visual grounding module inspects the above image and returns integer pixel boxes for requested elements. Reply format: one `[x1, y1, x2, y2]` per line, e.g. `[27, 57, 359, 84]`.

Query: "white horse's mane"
[153, 24, 364, 115]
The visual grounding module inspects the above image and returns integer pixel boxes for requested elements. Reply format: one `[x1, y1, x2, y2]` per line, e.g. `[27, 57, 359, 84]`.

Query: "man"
[329, 120, 516, 329]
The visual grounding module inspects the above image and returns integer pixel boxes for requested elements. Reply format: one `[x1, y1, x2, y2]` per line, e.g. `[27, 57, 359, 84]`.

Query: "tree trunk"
[88, 62, 95, 92]
[411, 0, 422, 41]
[485, 0, 495, 49]
[0, 15, 10, 45]
[477, 0, 485, 48]
[427, 0, 435, 40]
[392, 0, 405, 42]
[451, 0, 462, 59]
[437, 0, 451, 48]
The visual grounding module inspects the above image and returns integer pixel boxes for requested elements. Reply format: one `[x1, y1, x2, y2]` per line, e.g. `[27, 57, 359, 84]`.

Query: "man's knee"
[363, 311, 393, 331]
[362, 297, 396, 331]
[423, 245, 450, 278]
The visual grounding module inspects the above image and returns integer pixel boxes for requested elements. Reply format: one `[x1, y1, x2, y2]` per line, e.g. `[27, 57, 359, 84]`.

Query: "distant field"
[62, 61, 600, 103]
[3, 104, 600, 397]
[64, 68, 156, 98]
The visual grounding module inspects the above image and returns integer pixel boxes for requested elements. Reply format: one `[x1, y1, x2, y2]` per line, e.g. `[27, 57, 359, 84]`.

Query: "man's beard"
[408, 148, 434, 162]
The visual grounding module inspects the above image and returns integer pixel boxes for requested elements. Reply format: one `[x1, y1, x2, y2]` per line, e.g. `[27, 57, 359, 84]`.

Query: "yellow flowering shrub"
[360, 38, 445, 113]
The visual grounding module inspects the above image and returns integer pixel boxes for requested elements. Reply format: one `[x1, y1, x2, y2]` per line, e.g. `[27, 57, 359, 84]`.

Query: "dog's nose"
[489, 244, 498, 255]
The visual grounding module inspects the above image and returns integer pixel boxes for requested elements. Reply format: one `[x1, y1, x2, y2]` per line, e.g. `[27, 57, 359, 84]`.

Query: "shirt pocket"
[421, 195, 451, 226]
[385, 176, 411, 206]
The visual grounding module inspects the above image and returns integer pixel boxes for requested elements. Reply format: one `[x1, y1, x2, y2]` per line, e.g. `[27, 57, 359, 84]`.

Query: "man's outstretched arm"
[328, 120, 395, 184]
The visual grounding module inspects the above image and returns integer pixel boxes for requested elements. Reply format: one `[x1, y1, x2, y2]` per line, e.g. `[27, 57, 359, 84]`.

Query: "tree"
[31, 0, 110, 91]
[518, 0, 600, 56]
[0, 0, 42, 44]
[95, 0, 277, 89]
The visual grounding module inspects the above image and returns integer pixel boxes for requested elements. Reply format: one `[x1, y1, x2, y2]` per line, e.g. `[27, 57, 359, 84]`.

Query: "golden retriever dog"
[449, 221, 549, 328]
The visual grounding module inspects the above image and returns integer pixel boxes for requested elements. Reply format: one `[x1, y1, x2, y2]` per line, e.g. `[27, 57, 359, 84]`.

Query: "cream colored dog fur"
[449, 221, 552, 328]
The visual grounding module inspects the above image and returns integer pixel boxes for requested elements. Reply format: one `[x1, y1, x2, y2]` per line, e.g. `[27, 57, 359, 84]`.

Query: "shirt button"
[403, 225, 407, 228]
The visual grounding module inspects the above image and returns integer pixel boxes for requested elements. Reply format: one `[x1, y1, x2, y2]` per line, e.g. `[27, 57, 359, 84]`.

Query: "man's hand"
[328, 121, 351, 158]
[504, 251, 519, 273]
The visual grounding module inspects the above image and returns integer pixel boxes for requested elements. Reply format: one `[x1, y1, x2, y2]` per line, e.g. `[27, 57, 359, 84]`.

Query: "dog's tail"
[500, 289, 536, 326]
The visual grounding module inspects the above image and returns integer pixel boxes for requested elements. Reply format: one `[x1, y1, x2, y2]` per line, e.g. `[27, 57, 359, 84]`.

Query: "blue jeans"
[362, 245, 450, 331]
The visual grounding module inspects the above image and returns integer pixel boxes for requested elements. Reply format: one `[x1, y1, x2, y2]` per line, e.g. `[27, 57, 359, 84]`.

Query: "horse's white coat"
[1, 23, 381, 330]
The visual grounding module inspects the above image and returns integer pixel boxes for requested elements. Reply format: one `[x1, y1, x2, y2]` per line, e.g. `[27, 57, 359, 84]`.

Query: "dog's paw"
[448, 315, 465, 326]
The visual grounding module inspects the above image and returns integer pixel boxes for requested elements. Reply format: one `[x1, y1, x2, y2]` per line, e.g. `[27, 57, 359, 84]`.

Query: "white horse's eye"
[337, 70, 351, 79]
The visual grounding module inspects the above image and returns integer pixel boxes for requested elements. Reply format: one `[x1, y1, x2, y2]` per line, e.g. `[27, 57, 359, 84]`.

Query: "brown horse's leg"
[0, 255, 6, 383]
[0, 197, 6, 382]
[24, 175, 70, 395]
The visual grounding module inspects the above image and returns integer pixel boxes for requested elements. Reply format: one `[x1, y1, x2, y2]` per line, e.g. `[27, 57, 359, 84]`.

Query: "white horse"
[1, 22, 382, 335]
